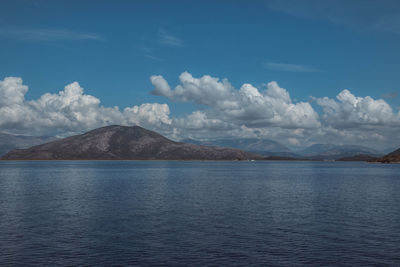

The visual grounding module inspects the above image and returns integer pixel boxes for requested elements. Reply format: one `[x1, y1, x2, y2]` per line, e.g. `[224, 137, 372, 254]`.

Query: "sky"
[1, 0, 400, 150]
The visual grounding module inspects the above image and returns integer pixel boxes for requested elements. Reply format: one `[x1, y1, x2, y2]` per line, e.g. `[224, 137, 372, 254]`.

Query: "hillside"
[374, 148, 400, 163]
[1, 125, 263, 161]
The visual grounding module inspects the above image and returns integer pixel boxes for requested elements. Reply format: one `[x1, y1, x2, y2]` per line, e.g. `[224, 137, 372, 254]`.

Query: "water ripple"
[1, 161, 400, 266]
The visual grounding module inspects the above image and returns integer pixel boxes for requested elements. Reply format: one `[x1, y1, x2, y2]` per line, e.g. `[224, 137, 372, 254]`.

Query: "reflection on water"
[1, 161, 400, 265]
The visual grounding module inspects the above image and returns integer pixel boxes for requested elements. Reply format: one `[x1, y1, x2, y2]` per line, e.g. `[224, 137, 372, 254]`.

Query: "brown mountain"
[373, 148, 400, 163]
[0, 125, 263, 161]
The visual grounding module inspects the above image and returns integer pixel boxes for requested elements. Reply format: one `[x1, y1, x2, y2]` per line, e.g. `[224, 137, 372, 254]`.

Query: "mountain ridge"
[296, 143, 383, 160]
[1, 125, 263, 161]
[182, 138, 296, 157]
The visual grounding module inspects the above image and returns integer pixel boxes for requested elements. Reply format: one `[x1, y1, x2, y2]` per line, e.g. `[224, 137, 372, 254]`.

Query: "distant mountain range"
[1, 125, 397, 162]
[183, 138, 296, 157]
[0, 133, 56, 156]
[1, 126, 263, 161]
[295, 144, 383, 160]
[184, 138, 385, 160]
[336, 154, 379, 162]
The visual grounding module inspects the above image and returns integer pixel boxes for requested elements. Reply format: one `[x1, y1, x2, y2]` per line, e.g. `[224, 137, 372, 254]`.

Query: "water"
[0, 161, 399, 266]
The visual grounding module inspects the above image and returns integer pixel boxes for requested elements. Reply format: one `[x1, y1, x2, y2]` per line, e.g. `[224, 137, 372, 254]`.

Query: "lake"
[1, 161, 400, 266]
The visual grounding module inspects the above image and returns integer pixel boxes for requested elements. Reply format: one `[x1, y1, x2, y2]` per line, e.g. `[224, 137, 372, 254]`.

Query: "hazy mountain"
[1, 125, 264, 161]
[0, 133, 56, 156]
[183, 138, 296, 157]
[297, 144, 382, 160]
[374, 148, 400, 163]
[336, 154, 378, 162]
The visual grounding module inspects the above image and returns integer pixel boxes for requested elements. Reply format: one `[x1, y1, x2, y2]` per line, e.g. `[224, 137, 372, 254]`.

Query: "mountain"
[183, 138, 296, 157]
[0, 125, 264, 161]
[0, 133, 56, 156]
[297, 144, 382, 160]
[336, 154, 378, 162]
[373, 148, 400, 163]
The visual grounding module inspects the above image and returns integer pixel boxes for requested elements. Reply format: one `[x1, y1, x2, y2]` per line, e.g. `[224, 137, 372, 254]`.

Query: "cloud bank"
[1, 73, 399, 149]
[151, 72, 319, 129]
[0, 77, 170, 136]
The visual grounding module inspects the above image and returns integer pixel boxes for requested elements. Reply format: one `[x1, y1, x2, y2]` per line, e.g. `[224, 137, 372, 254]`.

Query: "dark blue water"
[1, 161, 400, 266]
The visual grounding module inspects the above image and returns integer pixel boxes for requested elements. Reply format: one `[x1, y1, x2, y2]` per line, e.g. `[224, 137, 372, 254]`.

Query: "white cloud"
[308, 89, 400, 150]
[0, 77, 28, 106]
[151, 72, 320, 129]
[123, 103, 171, 126]
[149, 72, 400, 149]
[2, 74, 400, 150]
[315, 89, 399, 128]
[0, 77, 171, 135]
[173, 111, 233, 131]
[150, 75, 173, 98]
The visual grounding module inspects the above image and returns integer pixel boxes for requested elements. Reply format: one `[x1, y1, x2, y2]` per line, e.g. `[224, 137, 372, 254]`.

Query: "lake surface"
[0, 161, 400, 266]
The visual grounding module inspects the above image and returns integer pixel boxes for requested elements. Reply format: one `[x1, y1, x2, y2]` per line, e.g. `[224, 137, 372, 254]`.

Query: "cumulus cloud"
[2, 74, 400, 150]
[0, 77, 28, 106]
[0, 77, 171, 135]
[151, 72, 320, 129]
[315, 89, 399, 128]
[308, 89, 400, 149]
[149, 72, 400, 149]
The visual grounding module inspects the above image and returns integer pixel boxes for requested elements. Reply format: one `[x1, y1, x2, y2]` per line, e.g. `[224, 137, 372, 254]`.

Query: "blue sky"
[1, 0, 400, 149]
